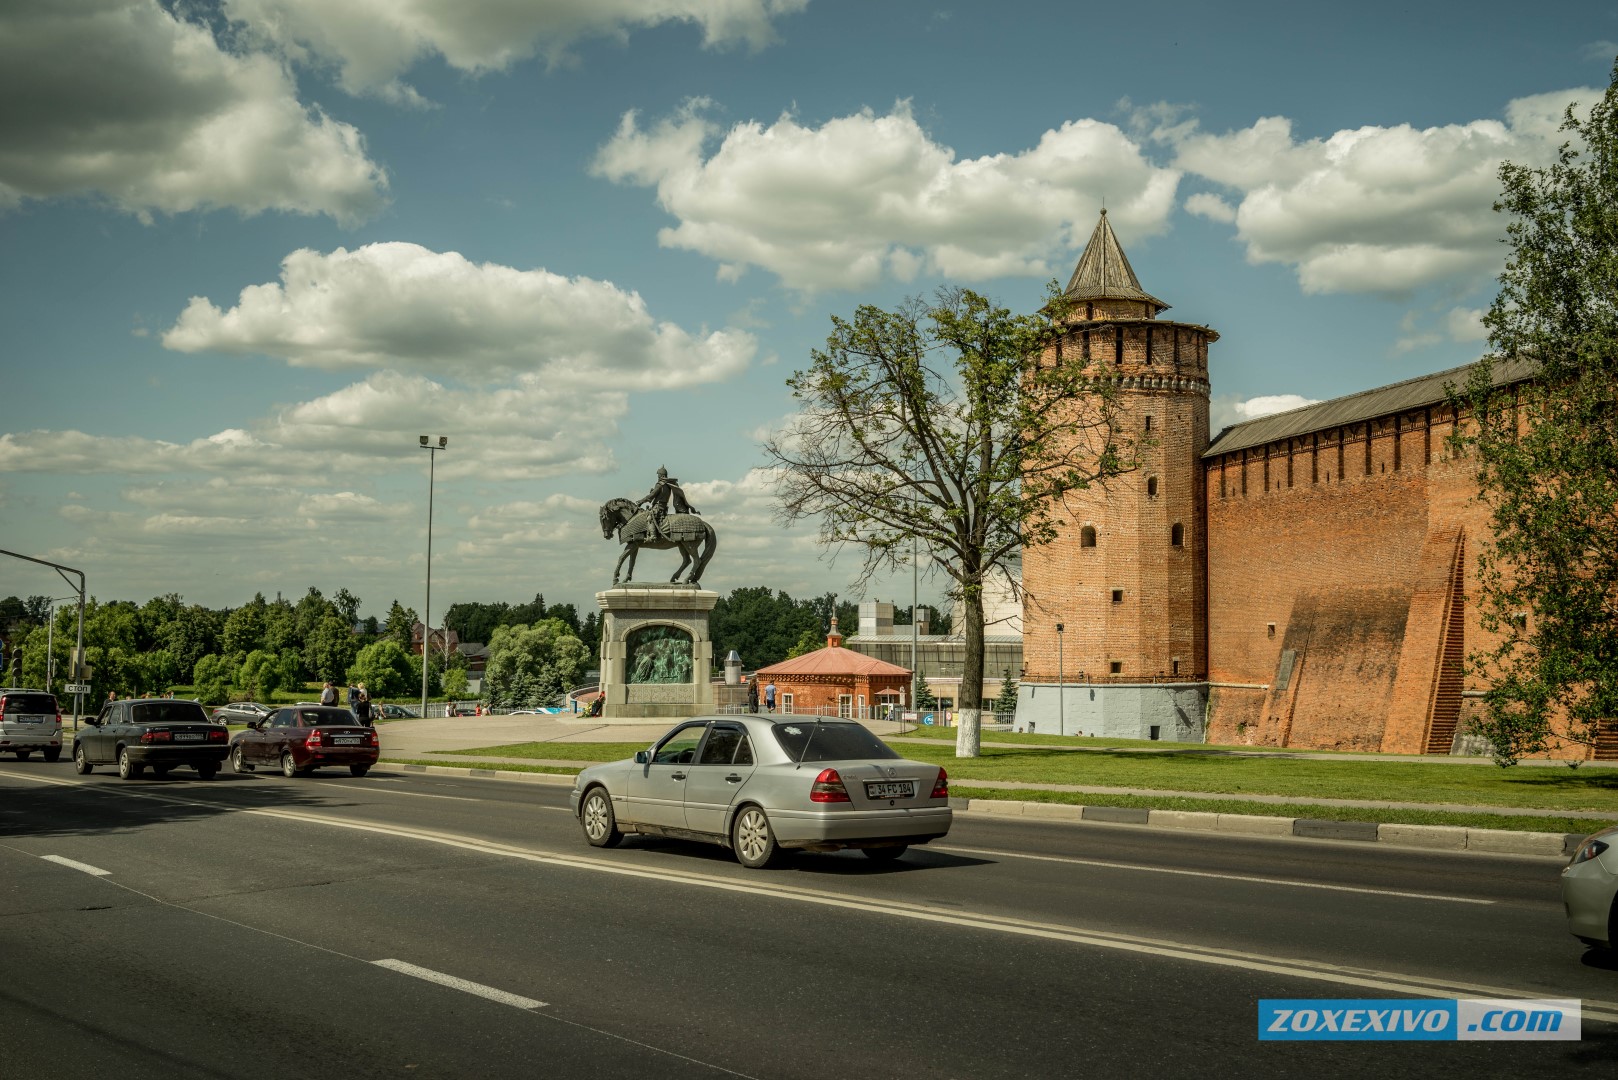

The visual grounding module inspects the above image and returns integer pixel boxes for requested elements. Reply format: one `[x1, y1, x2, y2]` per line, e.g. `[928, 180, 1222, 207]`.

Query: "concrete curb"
[394, 763, 576, 787]
[949, 797, 1586, 858]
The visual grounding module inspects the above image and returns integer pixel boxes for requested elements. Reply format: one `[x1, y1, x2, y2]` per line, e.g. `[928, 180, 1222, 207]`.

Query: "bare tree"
[766, 285, 1126, 756]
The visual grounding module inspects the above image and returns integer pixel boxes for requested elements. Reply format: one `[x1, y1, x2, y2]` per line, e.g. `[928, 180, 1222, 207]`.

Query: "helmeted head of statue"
[657, 466, 668, 479]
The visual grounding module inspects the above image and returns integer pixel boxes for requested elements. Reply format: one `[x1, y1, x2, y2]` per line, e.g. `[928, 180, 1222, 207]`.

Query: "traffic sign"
[64, 683, 91, 695]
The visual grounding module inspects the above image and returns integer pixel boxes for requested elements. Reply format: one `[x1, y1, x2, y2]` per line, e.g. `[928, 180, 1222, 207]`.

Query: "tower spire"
[1064, 210, 1168, 312]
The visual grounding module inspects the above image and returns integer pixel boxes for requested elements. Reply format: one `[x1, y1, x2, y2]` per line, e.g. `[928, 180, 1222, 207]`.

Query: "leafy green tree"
[264, 599, 299, 656]
[710, 587, 821, 668]
[1452, 63, 1618, 764]
[293, 587, 337, 651]
[408, 652, 442, 699]
[191, 653, 238, 706]
[333, 587, 362, 626]
[441, 666, 470, 698]
[222, 594, 268, 656]
[786, 627, 824, 659]
[164, 604, 222, 682]
[304, 614, 359, 684]
[238, 649, 299, 701]
[994, 668, 1019, 716]
[133, 649, 180, 695]
[137, 593, 183, 652]
[484, 620, 588, 708]
[766, 285, 1124, 756]
[347, 640, 416, 700]
[383, 600, 419, 651]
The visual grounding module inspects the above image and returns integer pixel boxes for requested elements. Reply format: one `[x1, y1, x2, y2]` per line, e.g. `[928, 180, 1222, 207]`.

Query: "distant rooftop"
[1204, 355, 1538, 459]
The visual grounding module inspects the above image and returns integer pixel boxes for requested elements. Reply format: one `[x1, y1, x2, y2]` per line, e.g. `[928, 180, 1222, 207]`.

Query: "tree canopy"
[1453, 60, 1618, 764]
[766, 285, 1123, 756]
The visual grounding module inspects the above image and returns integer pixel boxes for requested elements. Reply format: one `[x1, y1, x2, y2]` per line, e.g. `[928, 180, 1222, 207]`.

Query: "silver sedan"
[569, 715, 951, 868]
[1562, 823, 1618, 952]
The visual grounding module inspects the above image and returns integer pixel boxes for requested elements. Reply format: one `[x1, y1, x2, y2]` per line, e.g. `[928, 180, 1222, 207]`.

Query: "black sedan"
[375, 704, 418, 720]
[230, 706, 379, 777]
[73, 699, 230, 779]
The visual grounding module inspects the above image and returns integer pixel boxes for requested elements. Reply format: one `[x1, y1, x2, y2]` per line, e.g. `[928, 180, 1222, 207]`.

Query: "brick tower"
[1019, 211, 1216, 739]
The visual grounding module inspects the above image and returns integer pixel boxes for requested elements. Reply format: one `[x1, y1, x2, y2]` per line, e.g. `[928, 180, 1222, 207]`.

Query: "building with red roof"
[753, 618, 911, 719]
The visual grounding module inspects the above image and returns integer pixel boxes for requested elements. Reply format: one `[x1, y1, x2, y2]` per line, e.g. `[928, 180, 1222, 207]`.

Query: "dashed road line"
[40, 854, 111, 876]
[373, 959, 546, 1009]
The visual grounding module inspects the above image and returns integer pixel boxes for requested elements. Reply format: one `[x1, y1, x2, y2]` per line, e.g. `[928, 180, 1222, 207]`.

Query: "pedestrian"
[346, 682, 358, 708]
[764, 680, 776, 713]
[448, 699, 458, 717]
[106, 690, 117, 704]
[747, 679, 759, 714]
[319, 681, 337, 707]
[354, 683, 372, 725]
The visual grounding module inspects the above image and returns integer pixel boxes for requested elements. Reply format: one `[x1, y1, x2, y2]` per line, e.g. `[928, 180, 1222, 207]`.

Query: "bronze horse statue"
[599, 497, 717, 586]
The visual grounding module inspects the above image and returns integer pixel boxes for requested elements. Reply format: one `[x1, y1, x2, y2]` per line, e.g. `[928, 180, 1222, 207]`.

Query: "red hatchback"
[230, 706, 379, 778]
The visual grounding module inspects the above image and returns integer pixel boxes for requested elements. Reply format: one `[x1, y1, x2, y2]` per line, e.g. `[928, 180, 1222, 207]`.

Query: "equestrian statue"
[599, 467, 717, 586]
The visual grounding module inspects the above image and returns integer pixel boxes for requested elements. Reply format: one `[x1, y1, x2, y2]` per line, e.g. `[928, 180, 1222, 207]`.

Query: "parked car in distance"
[212, 702, 272, 725]
[569, 716, 951, 868]
[375, 704, 418, 720]
[1563, 824, 1618, 952]
[230, 706, 379, 777]
[73, 698, 229, 779]
[0, 688, 63, 762]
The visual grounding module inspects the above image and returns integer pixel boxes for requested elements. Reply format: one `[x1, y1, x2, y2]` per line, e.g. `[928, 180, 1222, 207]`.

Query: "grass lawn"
[898, 743, 1618, 813]
[427, 736, 1618, 815]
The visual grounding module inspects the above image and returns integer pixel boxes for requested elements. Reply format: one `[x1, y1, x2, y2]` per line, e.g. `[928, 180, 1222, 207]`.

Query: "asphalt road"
[2, 759, 1614, 1079]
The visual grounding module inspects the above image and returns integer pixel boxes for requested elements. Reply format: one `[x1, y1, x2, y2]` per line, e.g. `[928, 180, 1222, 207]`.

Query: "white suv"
[0, 688, 63, 762]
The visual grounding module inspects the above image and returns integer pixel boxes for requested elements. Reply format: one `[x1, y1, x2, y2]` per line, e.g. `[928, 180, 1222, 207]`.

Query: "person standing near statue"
[764, 680, 777, 713]
[640, 466, 699, 540]
[747, 679, 759, 714]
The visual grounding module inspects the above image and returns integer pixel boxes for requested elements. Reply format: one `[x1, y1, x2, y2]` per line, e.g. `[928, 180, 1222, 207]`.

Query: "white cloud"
[163, 242, 757, 388]
[1210, 393, 1321, 431]
[593, 100, 1180, 290]
[1393, 305, 1489, 354]
[1158, 89, 1602, 295]
[224, 0, 810, 102]
[1184, 192, 1236, 223]
[0, 0, 386, 223]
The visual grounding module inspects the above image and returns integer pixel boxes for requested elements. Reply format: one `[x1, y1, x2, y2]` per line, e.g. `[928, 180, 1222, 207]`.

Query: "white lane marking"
[40, 854, 111, 877]
[373, 959, 546, 1009]
[18, 772, 1611, 1023]
[334, 786, 478, 803]
[932, 844, 1494, 905]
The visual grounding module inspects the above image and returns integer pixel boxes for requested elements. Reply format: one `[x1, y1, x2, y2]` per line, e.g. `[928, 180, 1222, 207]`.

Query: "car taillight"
[306, 730, 323, 747]
[367, 729, 379, 747]
[141, 730, 172, 744]
[209, 728, 226, 741]
[810, 768, 850, 803]
[930, 767, 948, 799]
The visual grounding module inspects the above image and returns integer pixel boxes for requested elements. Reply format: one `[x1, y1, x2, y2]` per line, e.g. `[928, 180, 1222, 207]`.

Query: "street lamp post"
[419, 436, 447, 718]
[43, 594, 77, 692]
[1055, 623, 1064, 736]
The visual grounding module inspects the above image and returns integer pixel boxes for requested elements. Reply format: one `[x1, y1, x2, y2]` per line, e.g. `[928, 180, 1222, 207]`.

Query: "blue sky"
[2, 0, 1614, 621]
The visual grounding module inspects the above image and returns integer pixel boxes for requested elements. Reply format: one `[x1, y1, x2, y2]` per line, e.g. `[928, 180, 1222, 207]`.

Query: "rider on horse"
[639, 466, 699, 541]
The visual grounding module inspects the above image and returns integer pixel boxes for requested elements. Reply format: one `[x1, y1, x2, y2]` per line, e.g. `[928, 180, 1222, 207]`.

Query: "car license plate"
[174, 732, 204, 741]
[18, 716, 44, 724]
[865, 780, 915, 799]
[332, 736, 362, 745]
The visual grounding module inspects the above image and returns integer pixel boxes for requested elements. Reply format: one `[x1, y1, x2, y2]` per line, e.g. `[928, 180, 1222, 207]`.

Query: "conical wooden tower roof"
[1064, 210, 1168, 311]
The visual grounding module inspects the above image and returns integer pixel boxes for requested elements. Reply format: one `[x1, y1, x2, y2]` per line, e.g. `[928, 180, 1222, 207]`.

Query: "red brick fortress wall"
[1203, 405, 1514, 754]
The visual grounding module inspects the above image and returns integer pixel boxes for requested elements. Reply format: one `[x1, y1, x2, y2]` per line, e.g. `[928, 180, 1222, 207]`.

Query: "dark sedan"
[73, 699, 230, 779]
[376, 704, 418, 720]
[230, 706, 379, 777]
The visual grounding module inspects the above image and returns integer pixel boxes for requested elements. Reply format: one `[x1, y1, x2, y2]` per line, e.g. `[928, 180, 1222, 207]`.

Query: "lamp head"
[439, 436, 448, 449]
[419, 435, 429, 446]
[1055, 623, 1064, 633]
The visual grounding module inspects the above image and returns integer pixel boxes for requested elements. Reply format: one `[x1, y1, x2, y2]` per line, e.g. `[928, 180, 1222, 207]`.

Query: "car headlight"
[1569, 838, 1609, 865]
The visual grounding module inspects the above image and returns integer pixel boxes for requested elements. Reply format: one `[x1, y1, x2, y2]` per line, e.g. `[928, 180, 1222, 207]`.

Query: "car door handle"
[670, 772, 686, 780]
[725, 774, 743, 783]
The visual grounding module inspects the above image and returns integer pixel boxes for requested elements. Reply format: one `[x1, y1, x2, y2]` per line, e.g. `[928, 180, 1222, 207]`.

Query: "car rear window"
[130, 701, 210, 725]
[771, 721, 898, 763]
[2, 693, 58, 715]
[296, 708, 357, 726]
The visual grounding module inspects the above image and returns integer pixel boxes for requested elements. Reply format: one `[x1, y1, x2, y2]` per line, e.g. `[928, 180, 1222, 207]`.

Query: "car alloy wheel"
[581, 787, 622, 848]
[233, 744, 253, 773]
[118, 747, 142, 780]
[73, 743, 92, 775]
[731, 805, 779, 869]
[281, 751, 298, 779]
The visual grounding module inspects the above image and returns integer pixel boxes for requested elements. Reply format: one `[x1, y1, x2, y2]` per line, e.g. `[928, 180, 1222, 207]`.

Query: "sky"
[2, 0, 1614, 624]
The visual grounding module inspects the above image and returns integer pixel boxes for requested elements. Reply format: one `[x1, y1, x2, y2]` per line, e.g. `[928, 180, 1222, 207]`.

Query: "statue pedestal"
[596, 584, 719, 721]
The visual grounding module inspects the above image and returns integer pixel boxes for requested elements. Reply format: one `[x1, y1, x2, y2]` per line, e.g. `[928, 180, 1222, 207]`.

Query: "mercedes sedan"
[569, 716, 951, 868]
[1563, 824, 1618, 952]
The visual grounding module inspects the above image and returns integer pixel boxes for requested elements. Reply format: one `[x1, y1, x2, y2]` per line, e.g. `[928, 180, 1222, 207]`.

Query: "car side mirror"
[247, 720, 261, 730]
[84, 717, 100, 727]
[634, 750, 650, 765]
